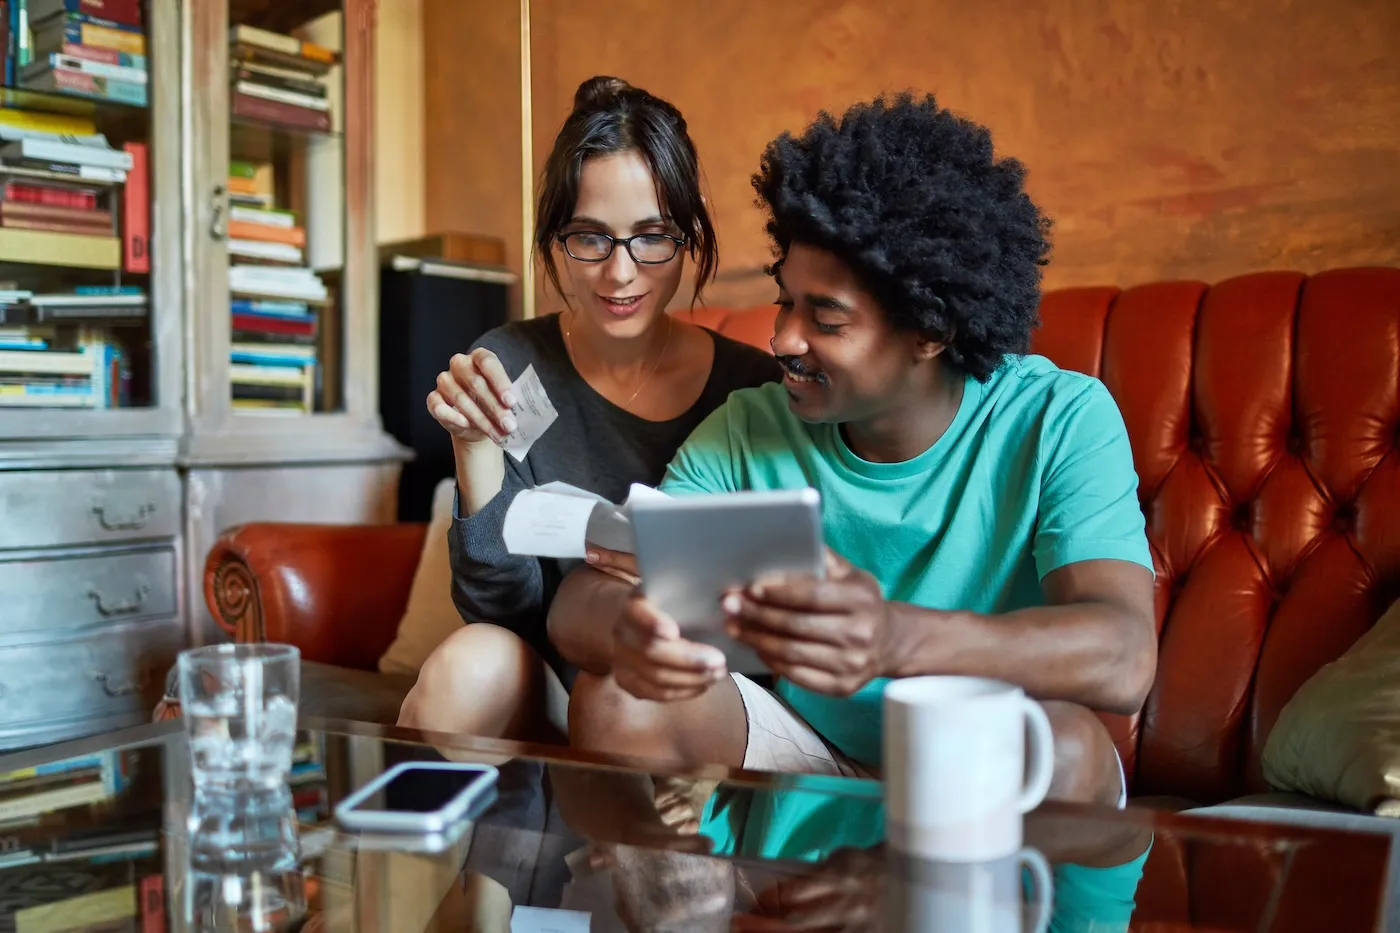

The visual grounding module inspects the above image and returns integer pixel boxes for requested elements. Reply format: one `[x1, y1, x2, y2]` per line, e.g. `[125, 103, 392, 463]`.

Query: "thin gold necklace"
[563, 311, 673, 407]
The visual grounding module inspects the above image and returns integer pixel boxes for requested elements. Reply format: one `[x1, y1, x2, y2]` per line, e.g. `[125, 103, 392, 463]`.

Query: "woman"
[398, 76, 780, 741]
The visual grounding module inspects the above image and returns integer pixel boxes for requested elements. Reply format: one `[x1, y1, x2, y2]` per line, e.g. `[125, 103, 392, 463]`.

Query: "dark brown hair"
[534, 76, 718, 307]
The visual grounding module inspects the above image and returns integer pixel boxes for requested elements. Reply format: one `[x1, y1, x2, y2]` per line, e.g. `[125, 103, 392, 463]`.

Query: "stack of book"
[0, 750, 126, 826]
[0, 322, 130, 407]
[17, 0, 149, 107]
[0, 105, 148, 272]
[229, 23, 335, 134]
[228, 158, 319, 414]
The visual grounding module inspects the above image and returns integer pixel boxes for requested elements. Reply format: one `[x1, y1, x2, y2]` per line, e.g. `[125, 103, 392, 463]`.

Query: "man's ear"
[914, 334, 948, 363]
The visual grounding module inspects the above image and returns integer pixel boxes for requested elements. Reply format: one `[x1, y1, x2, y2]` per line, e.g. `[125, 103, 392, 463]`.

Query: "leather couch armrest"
[204, 522, 430, 671]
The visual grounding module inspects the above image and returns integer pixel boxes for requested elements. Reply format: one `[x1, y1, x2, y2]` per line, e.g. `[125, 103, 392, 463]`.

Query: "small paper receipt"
[502, 481, 670, 559]
[500, 364, 559, 462]
[509, 905, 590, 933]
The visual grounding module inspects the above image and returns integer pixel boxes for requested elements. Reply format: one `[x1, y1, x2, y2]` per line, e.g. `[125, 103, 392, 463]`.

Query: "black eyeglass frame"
[556, 231, 688, 264]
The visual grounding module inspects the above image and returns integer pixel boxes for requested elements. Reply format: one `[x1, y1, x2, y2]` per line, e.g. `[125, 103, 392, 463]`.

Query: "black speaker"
[378, 259, 511, 521]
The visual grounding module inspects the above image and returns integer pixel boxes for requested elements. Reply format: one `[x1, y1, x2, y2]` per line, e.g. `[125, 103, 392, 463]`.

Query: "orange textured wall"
[424, 0, 1400, 315]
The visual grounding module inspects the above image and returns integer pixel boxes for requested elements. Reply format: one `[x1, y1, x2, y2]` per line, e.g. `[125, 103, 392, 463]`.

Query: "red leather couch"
[203, 266, 1400, 930]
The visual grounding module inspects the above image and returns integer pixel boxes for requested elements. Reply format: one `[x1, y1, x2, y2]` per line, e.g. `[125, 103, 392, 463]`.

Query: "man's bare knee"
[1042, 700, 1121, 807]
[569, 673, 748, 769]
[569, 672, 673, 757]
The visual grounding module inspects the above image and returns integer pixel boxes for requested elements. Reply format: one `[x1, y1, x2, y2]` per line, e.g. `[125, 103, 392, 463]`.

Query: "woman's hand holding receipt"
[427, 348, 520, 446]
[586, 546, 641, 587]
[427, 350, 560, 517]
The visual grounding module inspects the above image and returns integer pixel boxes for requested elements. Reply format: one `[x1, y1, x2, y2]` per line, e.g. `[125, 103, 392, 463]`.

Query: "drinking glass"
[178, 643, 300, 796]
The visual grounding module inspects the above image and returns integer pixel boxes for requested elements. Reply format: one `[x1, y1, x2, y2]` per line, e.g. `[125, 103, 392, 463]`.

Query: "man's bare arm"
[547, 565, 632, 675]
[887, 559, 1156, 715]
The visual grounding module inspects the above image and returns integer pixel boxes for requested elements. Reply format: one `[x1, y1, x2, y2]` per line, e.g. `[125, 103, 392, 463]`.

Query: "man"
[548, 93, 1156, 870]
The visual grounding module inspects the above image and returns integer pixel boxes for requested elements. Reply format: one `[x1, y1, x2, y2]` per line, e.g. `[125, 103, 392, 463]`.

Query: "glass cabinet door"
[225, 1, 344, 416]
[0, 0, 175, 426]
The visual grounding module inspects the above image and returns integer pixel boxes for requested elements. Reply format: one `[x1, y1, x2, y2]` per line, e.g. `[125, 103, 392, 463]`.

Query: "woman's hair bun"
[573, 75, 632, 112]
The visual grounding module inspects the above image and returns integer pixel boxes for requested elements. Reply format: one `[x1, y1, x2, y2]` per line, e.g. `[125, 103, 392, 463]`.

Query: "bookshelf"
[0, 0, 405, 750]
[0, 0, 182, 441]
[182, 0, 406, 645]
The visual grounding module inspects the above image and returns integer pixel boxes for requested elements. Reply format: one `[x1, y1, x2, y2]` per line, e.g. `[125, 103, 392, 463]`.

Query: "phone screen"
[350, 764, 493, 815]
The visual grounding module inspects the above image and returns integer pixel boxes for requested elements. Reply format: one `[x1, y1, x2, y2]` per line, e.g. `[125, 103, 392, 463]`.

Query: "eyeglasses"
[558, 231, 687, 264]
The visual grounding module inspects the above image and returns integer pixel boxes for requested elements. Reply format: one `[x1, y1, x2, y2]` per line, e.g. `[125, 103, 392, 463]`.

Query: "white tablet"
[630, 488, 825, 673]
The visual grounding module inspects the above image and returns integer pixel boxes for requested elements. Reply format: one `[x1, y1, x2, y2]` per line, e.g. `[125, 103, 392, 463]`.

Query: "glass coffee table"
[0, 717, 1392, 932]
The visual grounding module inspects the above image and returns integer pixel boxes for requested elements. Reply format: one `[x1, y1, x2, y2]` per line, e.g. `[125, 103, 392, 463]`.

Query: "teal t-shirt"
[660, 355, 1153, 864]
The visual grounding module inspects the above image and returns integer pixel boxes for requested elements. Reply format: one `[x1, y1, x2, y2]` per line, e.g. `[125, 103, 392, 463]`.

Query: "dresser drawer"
[0, 545, 178, 637]
[0, 619, 184, 734]
[0, 468, 180, 550]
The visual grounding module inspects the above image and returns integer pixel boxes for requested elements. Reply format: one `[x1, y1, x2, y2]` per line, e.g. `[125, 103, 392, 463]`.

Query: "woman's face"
[557, 149, 687, 340]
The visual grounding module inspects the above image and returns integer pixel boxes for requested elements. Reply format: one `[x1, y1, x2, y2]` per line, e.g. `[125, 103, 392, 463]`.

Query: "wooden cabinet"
[0, 0, 405, 749]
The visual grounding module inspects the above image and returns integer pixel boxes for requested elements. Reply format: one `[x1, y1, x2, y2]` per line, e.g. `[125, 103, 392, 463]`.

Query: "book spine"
[37, 51, 145, 82]
[54, 20, 146, 56]
[31, 65, 146, 104]
[233, 66, 324, 98]
[3, 183, 98, 209]
[226, 220, 305, 247]
[121, 140, 147, 271]
[35, 0, 142, 27]
[1, 1, 11, 87]
[59, 40, 143, 68]
[231, 91, 331, 133]
[234, 79, 328, 111]
[1, 198, 111, 223]
[2, 216, 112, 234]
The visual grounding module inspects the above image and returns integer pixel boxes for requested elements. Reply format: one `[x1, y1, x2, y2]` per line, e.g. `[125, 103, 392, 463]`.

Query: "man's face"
[771, 243, 937, 424]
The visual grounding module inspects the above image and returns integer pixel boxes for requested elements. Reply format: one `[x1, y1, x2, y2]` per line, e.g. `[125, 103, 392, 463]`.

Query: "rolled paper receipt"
[502, 482, 670, 558]
[500, 364, 559, 462]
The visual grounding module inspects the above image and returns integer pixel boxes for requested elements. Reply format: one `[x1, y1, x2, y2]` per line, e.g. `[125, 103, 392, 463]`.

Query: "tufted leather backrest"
[701, 266, 1400, 804]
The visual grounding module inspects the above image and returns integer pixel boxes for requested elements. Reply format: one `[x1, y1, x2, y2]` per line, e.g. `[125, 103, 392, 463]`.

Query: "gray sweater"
[448, 313, 781, 685]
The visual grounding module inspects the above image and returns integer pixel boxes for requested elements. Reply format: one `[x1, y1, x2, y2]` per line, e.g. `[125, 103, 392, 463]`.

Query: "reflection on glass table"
[0, 717, 1390, 932]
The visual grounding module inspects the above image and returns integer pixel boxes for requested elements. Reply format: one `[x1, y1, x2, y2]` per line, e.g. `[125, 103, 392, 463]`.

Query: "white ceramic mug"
[884, 846, 1053, 933]
[883, 675, 1054, 862]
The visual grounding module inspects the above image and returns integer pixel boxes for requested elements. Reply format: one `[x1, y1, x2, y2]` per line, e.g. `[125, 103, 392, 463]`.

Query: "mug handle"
[1018, 846, 1054, 933]
[1017, 696, 1055, 813]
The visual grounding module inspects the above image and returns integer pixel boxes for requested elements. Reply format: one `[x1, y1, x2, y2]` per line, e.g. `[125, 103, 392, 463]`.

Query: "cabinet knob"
[92, 669, 150, 698]
[210, 184, 227, 241]
[88, 583, 151, 617]
[92, 502, 155, 531]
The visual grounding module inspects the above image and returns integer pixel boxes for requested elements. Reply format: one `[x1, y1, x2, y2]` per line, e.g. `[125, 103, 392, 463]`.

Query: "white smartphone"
[333, 761, 499, 835]
[630, 488, 826, 673]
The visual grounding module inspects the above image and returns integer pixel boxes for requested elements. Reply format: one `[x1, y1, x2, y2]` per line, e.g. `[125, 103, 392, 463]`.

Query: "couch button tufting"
[1333, 502, 1357, 533]
[1286, 430, 1304, 454]
[1231, 502, 1252, 531]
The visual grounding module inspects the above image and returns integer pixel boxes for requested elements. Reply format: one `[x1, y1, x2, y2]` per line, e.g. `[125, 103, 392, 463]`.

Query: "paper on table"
[502, 481, 669, 559]
[509, 905, 590, 933]
[500, 364, 558, 462]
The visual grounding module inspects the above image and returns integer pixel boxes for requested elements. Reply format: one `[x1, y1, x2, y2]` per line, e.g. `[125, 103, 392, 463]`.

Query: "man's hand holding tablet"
[610, 489, 856, 702]
[611, 594, 730, 702]
[721, 549, 893, 697]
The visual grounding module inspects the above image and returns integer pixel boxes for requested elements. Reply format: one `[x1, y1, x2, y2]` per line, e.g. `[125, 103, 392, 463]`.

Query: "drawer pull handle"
[92, 669, 149, 698]
[93, 502, 156, 531]
[88, 584, 150, 617]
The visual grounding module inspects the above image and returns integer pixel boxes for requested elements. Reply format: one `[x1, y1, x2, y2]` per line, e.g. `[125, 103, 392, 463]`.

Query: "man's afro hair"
[752, 92, 1052, 381]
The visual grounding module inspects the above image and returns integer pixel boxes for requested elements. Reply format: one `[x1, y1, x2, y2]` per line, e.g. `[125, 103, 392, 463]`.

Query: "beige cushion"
[378, 477, 465, 676]
[1262, 598, 1400, 816]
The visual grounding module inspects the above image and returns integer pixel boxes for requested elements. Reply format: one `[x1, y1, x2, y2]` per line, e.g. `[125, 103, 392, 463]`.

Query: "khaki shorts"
[729, 673, 1127, 809]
